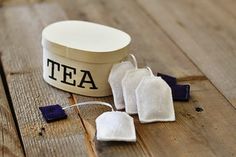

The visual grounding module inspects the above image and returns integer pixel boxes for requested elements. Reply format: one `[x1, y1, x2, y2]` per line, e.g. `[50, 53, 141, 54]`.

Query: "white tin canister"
[42, 21, 131, 97]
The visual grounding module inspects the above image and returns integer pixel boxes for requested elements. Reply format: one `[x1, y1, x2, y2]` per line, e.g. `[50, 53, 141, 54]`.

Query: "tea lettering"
[47, 58, 98, 90]
[78, 70, 98, 89]
[61, 64, 76, 86]
[47, 58, 60, 81]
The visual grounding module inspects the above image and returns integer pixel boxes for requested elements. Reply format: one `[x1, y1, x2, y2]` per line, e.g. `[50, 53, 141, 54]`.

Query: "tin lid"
[42, 21, 131, 63]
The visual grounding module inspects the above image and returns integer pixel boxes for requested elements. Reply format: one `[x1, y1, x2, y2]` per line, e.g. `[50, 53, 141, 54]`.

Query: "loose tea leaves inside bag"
[136, 68, 175, 123]
[96, 111, 136, 142]
[108, 54, 137, 110]
[122, 67, 152, 114]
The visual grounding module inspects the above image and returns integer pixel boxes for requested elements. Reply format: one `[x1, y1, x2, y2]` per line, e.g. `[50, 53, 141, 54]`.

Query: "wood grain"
[214, 0, 236, 19]
[136, 0, 236, 108]
[0, 1, 236, 157]
[0, 0, 26, 6]
[0, 75, 24, 157]
[136, 80, 236, 157]
[74, 81, 236, 157]
[0, 4, 90, 157]
[62, 0, 202, 79]
[69, 1, 236, 156]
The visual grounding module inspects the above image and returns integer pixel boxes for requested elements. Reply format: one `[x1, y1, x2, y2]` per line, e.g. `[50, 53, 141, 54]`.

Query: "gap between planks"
[70, 94, 97, 157]
[72, 94, 153, 157]
[0, 52, 26, 156]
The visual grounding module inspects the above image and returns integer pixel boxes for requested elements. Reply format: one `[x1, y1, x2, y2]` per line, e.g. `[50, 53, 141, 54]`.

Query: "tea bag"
[108, 54, 137, 110]
[136, 68, 175, 123]
[64, 101, 136, 142]
[157, 73, 177, 86]
[122, 67, 151, 114]
[96, 111, 136, 142]
[157, 73, 190, 101]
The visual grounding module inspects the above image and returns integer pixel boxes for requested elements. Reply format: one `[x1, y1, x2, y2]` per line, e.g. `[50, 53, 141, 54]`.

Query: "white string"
[62, 101, 114, 111]
[146, 66, 154, 77]
[129, 54, 138, 69]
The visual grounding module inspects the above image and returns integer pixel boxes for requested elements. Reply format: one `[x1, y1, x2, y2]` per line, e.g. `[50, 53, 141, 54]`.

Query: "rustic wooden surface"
[0, 4, 89, 157]
[136, 0, 236, 107]
[0, 72, 24, 157]
[0, 0, 235, 157]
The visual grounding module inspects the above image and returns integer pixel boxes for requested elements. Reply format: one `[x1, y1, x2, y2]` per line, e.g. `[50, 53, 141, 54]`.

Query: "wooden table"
[0, 0, 236, 157]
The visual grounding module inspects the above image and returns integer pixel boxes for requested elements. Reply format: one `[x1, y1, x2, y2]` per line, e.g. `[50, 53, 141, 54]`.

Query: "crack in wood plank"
[71, 94, 97, 157]
[0, 51, 26, 157]
[177, 75, 208, 82]
[136, 131, 153, 157]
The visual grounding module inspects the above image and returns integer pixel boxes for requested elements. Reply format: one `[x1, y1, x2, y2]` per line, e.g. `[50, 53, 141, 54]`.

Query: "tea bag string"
[146, 66, 154, 77]
[129, 54, 138, 69]
[62, 101, 114, 111]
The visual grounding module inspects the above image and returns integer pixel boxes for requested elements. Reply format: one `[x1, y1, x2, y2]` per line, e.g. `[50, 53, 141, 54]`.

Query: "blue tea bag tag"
[157, 73, 177, 86]
[171, 84, 190, 101]
[39, 104, 67, 123]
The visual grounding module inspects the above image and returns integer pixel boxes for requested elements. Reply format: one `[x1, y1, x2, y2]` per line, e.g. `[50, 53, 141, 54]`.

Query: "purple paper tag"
[39, 104, 67, 123]
[157, 73, 177, 86]
[171, 84, 190, 101]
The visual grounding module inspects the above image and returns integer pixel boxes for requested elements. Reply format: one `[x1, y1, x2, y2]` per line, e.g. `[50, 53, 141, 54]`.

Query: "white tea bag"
[122, 67, 151, 114]
[135, 68, 175, 123]
[64, 101, 136, 142]
[108, 54, 137, 110]
[96, 111, 136, 142]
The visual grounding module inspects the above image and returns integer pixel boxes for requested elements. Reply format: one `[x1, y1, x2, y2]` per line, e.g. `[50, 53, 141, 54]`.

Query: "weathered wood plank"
[0, 73, 24, 157]
[69, 2, 236, 156]
[76, 81, 236, 157]
[136, 80, 236, 157]
[59, 0, 210, 156]
[62, 0, 202, 79]
[0, 4, 90, 157]
[136, 0, 236, 107]
[1, 1, 235, 157]
[74, 81, 236, 156]
[214, 0, 236, 19]
[34, 1, 210, 156]
[0, 0, 26, 6]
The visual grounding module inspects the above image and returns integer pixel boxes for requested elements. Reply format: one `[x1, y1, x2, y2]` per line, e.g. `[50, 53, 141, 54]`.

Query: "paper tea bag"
[63, 101, 136, 142]
[96, 111, 136, 142]
[136, 68, 175, 123]
[122, 67, 151, 114]
[108, 54, 137, 110]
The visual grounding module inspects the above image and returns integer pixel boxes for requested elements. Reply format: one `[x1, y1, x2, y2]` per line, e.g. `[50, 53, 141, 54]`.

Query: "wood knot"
[195, 107, 204, 112]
